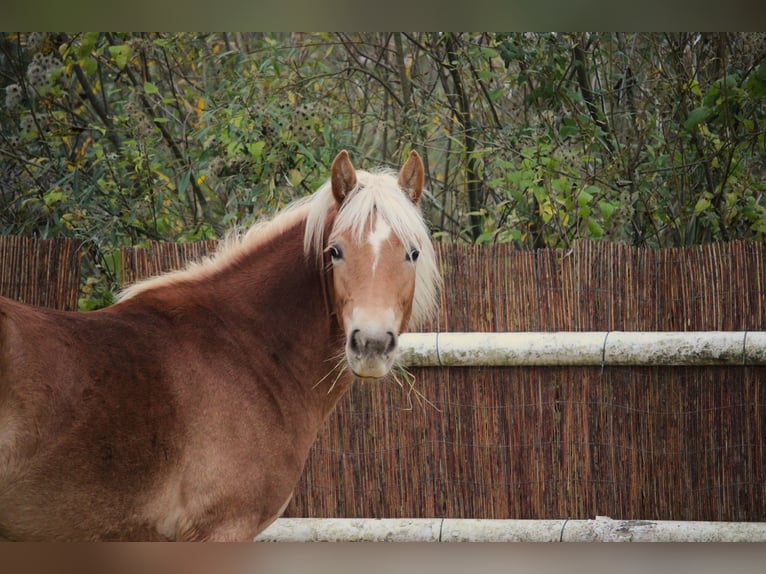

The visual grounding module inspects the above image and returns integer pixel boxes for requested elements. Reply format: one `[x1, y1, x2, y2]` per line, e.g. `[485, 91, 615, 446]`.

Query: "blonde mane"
[120, 169, 442, 329]
[118, 196, 313, 301]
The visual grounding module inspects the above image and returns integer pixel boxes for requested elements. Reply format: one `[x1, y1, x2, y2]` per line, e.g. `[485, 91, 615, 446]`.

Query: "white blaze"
[368, 217, 392, 274]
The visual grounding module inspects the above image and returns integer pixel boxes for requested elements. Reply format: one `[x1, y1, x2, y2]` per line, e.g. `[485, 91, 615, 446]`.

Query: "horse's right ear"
[330, 150, 357, 206]
[398, 150, 425, 205]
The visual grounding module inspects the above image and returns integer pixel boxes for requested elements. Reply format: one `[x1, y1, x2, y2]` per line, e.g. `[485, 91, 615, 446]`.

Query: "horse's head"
[323, 150, 437, 380]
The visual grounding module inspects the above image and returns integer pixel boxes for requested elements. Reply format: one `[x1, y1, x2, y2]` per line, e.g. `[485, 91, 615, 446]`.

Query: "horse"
[0, 150, 441, 541]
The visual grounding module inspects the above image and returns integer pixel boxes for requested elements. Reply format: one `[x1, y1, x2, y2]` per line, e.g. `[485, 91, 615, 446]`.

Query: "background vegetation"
[2, 32, 766, 307]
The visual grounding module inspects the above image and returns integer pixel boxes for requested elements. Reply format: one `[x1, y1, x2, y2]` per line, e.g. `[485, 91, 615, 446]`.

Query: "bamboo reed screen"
[114, 239, 766, 522]
[120, 239, 219, 287]
[0, 235, 81, 311]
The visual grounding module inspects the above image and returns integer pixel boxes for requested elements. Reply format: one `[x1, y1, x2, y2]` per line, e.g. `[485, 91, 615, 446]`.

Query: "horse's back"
[0, 295, 185, 539]
[0, 294, 315, 540]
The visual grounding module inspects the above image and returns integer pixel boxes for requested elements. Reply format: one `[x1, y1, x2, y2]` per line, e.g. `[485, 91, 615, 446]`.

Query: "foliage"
[2, 33, 766, 308]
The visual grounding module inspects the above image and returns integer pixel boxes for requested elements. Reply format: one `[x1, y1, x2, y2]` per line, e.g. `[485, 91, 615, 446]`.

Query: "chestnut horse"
[0, 150, 440, 541]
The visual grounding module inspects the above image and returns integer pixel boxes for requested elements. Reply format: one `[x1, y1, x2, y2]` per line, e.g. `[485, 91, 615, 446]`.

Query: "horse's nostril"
[385, 332, 396, 355]
[348, 329, 397, 358]
[349, 329, 362, 355]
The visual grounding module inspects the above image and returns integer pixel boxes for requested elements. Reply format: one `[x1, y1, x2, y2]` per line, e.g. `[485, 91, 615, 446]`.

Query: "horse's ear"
[398, 150, 425, 205]
[331, 150, 357, 206]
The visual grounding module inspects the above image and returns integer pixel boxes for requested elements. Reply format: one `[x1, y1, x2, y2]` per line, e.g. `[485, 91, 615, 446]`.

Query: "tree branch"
[71, 62, 122, 152]
[443, 33, 483, 242]
[572, 34, 614, 154]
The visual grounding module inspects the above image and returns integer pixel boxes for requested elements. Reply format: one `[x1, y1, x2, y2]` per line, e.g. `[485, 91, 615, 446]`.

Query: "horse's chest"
[145, 417, 310, 540]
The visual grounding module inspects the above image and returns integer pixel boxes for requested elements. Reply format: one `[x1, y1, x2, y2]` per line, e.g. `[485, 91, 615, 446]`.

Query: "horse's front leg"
[199, 492, 293, 542]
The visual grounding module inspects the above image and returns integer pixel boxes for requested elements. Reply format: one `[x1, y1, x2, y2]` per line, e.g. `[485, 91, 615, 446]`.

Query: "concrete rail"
[255, 517, 766, 542]
[398, 331, 766, 367]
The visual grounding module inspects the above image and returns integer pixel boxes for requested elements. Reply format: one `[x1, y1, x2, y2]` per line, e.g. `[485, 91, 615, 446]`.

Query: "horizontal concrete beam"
[398, 331, 766, 367]
[255, 517, 766, 543]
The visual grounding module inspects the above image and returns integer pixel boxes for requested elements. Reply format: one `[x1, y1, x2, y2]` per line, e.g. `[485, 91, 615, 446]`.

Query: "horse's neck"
[206, 220, 352, 420]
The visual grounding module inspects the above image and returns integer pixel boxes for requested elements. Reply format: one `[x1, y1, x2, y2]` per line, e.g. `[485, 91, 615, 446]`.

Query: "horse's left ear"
[398, 150, 425, 205]
[331, 150, 357, 206]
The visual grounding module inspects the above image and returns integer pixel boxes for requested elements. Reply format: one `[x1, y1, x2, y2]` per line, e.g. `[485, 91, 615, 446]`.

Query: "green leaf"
[746, 59, 766, 99]
[683, 107, 711, 131]
[246, 141, 265, 160]
[508, 188, 525, 203]
[178, 170, 191, 198]
[103, 250, 122, 278]
[559, 124, 579, 139]
[587, 218, 604, 237]
[43, 190, 66, 208]
[599, 200, 618, 220]
[83, 55, 98, 75]
[694, 197, 711, 215]
[756, 58, 766, 82]
[488, 88, 505, 102]
[686, 78, 702, 98]
[577, 188, 594, 207]
[78, 32, 100, 58]
[108, 45, 131, 69]
[143, 81, 159, 95]
[476, 230, 495, 245]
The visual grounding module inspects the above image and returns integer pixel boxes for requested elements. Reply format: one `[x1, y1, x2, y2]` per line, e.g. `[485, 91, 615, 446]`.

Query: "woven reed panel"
[120, 239, 219, 288]
[118, 239, 766, 521]
[0, 235, 81, 311]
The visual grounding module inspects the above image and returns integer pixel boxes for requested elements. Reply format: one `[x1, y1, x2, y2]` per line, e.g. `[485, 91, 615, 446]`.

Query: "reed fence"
[0, 235, 81, 311]
[116, 239, 766, 523]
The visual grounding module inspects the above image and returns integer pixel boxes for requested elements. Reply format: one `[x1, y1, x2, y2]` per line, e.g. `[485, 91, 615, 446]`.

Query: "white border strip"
[399, 332, 766, 367]
[256, 517, 766, 542]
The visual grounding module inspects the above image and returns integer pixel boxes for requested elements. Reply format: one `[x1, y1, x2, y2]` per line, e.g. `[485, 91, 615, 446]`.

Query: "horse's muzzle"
[346, 328, 397, 379]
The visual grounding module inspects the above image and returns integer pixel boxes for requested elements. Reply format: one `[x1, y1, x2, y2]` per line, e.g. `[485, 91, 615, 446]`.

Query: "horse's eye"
[407, 248, 420, 263]
[328, 245, 343, 261]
